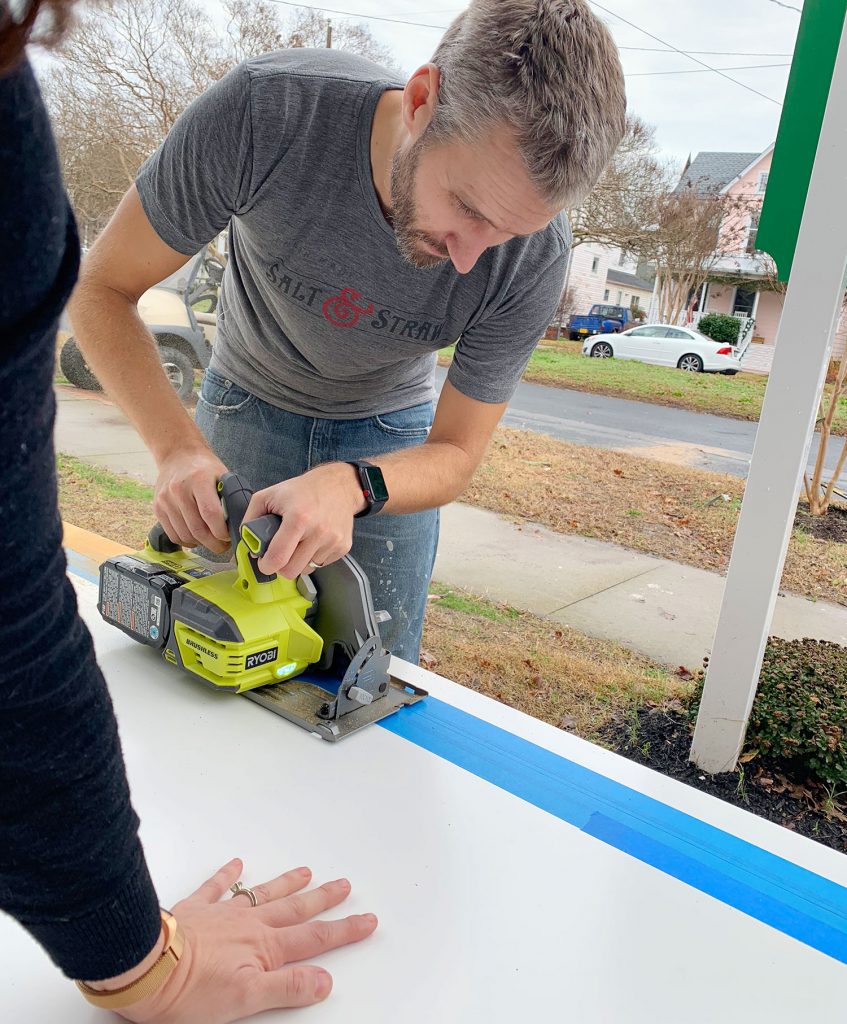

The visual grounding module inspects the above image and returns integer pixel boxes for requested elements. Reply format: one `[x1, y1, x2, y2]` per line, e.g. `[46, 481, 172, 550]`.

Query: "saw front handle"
[147, 472, 283, 584]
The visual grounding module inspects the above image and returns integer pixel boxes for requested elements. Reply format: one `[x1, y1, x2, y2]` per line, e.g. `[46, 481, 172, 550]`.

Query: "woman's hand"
[109, 858, 377, 1024]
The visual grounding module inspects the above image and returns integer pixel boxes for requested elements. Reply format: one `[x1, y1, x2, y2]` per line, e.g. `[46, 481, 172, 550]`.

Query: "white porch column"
[691, 15, 847, 772]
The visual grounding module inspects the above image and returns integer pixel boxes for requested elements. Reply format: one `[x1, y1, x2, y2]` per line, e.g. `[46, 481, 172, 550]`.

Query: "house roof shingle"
[675, 152, 761, 194]
[606, 268, 654, 291]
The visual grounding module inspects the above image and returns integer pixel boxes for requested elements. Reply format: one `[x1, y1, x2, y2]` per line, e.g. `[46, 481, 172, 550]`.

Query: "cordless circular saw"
[97, 472, 427, 741]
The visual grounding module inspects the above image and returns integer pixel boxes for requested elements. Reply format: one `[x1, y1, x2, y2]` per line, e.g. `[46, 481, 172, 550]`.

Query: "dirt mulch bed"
[601, 705, 846, 853]
[795, 504, 847, 543]
[464, 428, 847, 607]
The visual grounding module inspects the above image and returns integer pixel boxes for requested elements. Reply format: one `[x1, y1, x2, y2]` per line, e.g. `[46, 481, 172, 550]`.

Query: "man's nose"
[445, 229, 496, 274]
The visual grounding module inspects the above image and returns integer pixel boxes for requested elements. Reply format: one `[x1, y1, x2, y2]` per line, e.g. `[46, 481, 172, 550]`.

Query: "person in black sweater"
[0, 4, 376, 1019]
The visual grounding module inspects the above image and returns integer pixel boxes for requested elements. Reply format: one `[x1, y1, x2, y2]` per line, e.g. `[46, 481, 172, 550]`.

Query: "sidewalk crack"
[547, 565, 662, 615]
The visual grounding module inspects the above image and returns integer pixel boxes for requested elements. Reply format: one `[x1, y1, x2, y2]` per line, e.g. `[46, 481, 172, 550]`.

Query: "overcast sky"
[255, 0, 804, 165]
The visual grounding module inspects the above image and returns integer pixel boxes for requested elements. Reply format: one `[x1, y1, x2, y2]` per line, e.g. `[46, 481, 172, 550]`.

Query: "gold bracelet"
[75, 909, 184, 1010]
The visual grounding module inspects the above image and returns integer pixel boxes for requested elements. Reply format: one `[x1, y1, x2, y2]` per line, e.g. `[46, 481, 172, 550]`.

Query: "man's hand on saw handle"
[154, 448, 365, 573]
[102, 859, 377, 1024]
[154, 447, 231, 554]
[243, 463, 366, 578]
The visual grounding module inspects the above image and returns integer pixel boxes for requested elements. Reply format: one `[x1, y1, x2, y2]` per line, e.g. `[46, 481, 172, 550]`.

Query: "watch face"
[364, 466, 389, 503]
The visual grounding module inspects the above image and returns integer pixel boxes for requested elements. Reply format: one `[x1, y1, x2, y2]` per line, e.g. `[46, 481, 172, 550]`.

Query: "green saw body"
[97, 472, 427, 741]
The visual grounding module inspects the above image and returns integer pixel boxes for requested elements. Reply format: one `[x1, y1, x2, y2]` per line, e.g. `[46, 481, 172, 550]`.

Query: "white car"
[582, 324, 742, 374]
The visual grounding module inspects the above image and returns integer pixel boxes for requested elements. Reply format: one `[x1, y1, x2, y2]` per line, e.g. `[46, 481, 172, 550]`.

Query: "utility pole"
[326, 19, 332, 48]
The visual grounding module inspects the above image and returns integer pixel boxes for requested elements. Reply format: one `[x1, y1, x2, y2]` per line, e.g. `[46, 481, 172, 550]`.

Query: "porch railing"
[734, 315, 756, 358]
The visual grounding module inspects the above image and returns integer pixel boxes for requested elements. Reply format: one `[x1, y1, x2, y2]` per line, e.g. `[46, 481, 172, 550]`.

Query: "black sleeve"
[0, 59, 161, 981]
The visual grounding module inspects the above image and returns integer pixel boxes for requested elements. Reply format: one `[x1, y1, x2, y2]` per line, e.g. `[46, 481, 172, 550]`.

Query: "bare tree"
[569, 116, 667, 253]
[550, 286, 578, 337]
[630, 186, 755, 325]
[804, 295, 847, 516]
[224, 0, 286, 64]
[282, 6, 399, 69]
[41, 0, 400, 241]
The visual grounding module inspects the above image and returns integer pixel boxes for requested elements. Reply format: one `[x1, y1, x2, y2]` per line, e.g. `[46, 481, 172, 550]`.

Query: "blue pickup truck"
[568, 304, 631, 341]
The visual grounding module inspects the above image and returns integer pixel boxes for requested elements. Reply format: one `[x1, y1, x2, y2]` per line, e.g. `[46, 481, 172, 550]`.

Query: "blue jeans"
[194, 368, 439, 663]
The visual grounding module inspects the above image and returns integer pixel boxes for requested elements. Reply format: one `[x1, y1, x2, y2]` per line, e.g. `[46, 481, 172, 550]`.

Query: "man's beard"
[389, 138, 450, 269]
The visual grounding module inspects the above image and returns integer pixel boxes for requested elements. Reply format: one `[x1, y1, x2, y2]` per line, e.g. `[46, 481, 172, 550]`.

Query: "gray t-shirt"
[136, 49, 570, 419]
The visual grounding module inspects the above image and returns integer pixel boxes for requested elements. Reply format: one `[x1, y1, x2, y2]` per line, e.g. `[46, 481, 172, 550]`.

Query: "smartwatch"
[348, 460, 389, 518]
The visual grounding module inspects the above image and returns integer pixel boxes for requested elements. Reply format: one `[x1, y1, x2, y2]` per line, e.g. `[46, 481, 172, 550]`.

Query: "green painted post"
[757, 0, 847, 282]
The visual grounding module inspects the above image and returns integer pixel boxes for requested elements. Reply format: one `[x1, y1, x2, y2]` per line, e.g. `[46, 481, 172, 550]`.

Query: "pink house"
[679, 147, 846, 360]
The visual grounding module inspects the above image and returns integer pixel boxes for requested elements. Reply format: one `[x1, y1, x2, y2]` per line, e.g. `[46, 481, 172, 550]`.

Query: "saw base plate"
[243, 672, 428, 741]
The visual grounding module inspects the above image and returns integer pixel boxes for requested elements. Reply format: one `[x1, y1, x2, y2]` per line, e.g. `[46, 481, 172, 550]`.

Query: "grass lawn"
[439, 342, 847, 435]
[56, 454, 684, 742]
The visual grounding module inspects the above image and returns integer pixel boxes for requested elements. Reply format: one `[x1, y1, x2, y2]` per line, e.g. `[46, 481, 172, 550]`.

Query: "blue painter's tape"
[380, 697, 847, 965]
[65, 548, 100, 586]
[65, 558, 847, 963]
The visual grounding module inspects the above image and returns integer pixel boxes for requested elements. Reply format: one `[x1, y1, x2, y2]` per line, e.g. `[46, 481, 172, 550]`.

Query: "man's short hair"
[428, 0, 626, 210]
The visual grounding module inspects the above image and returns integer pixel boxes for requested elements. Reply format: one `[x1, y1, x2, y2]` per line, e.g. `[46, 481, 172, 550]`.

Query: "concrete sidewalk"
[55, 385, 847, 669]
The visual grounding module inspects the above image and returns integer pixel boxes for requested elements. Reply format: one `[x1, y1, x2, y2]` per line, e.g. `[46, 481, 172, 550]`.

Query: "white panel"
[1, 578, 845, 1023]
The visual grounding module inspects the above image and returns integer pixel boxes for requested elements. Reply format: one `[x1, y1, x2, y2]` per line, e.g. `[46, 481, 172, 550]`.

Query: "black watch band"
[349, 460, 389, 518]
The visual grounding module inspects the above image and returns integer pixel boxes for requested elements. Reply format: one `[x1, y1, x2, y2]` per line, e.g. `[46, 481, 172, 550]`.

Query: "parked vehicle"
[60, 250, 219, 401]
[568, 304, 630, 341]
[582, 323, 741, 374]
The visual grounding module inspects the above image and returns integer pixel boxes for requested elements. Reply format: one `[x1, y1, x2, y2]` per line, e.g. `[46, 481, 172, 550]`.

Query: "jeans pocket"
[199, 368, 256, 414]
[372, 403, 433, 439]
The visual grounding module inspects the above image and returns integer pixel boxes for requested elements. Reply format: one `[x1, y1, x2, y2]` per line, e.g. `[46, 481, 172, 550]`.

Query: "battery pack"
[99, 555, 184, 648]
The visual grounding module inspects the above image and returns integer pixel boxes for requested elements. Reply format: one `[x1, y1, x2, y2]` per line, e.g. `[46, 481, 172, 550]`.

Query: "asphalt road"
[434, 366, 846, 483]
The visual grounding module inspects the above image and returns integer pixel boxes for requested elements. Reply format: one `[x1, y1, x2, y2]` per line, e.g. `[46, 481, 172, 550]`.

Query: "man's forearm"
[370, 440, 478, 515]
[68, 283, 208, 464]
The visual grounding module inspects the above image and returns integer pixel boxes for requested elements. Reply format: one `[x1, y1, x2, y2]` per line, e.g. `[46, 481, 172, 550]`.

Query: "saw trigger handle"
[217, 471, 254, 552]
[147, 521, 181, 554]
[241, 514, 282, 560]
[240, 514, 282, 584]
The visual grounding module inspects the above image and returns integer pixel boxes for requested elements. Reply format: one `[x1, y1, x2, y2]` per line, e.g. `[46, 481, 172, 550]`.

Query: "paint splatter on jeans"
[195, 368, 439, 663]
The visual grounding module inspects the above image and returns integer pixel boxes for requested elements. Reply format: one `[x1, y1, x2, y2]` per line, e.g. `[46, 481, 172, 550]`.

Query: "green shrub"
[698, 313, 741, 346]
[691, 638, 847, 786]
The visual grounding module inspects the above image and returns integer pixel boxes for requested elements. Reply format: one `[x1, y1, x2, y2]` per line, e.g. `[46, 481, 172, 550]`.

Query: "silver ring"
[230, 881, 258, 907]
[308, 561, 323, 570]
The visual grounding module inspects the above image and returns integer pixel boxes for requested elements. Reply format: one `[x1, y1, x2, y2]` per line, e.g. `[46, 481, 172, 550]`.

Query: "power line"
[587, 1, 782, 106]
[264, 0, 789, 104]
[765, 0, 801, 11]
[262, 0, 799, 58]
[619, 46, 794, 57]
[628, 62, 790, 77]
[262, 0, 449, 30]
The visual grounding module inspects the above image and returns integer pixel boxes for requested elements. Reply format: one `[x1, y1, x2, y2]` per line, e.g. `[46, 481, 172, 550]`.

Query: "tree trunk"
[803, 354, 847, 514]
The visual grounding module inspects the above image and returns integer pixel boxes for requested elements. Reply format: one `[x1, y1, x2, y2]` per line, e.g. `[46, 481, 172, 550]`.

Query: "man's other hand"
[242, 463, 366, 578]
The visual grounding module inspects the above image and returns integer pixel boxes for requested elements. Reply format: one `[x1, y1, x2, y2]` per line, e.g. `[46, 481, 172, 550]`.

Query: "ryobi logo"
[246, 646, 278, 671]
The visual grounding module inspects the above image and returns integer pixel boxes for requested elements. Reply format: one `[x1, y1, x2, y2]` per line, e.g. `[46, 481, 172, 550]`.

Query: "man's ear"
[402, 63, 441, 140]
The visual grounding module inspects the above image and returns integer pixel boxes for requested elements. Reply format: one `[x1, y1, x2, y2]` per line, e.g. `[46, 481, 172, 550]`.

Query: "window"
[757, 171, 769, 194]
[629, 327, 669, 338]
[665, 328, 692, 339]
[616, 290, 623, 304]
[618, 251, 627, 266]
[733, 287, 757, 317]
[591, 256, 600, 273]
[746, 214, 760, 254]
[603, 289, 610, 301]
